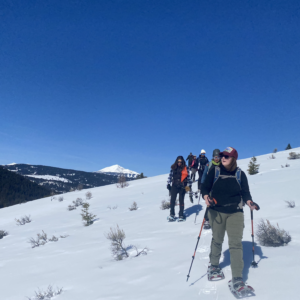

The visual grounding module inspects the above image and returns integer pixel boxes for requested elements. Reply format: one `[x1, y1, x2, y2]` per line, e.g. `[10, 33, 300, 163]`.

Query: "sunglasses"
[222, 155, 230, 159]
[177, 161, 183, 163]
[214, 156, 220, 160]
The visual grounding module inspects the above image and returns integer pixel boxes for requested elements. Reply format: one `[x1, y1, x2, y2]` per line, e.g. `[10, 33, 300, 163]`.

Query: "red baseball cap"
[220, 147, 238, 160]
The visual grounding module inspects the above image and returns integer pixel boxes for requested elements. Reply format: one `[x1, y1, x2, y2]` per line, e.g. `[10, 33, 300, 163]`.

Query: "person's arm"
[186, 168, 192, 190]
[201, 167, 215, 206]
[240, 171, 255, 210]
[167, 170, 173, 187]
[201, 165, 209, 184]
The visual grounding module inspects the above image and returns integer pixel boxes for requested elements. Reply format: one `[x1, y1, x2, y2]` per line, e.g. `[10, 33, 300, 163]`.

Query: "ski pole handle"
[250, 201, 260, 211]
[208, 196, 217, 207]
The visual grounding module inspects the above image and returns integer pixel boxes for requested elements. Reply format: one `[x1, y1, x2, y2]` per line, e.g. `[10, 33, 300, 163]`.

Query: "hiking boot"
[207, 265, 225, 281]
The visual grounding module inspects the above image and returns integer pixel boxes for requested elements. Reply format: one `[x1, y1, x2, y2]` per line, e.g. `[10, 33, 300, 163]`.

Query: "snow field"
[0, 148, 300, 299]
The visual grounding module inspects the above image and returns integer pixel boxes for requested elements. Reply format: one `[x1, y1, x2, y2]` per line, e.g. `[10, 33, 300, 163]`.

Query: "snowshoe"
[177, 215, 186, 222]
[204, 220, 211, 229]
[167, 215, 176, 222]
[207, 265, 225, 281]
[228, 278, 255, 298]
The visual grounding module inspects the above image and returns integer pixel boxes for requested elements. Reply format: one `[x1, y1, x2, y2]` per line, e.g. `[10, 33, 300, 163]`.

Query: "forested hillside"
[0, 167, 51, 208]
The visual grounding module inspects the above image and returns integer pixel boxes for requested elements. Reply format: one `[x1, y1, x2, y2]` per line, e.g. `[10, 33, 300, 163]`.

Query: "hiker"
[167, 156, 193, 221]
[201, 149, 221, 228]
[190, 155, 198, 182]
[197, 150, 209, 191]
[186, 152, 194, 168]
[201, 147, 256, 292]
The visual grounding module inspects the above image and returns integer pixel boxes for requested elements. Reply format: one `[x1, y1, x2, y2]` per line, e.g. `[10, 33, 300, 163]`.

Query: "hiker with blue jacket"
[201, 147, 256, 293]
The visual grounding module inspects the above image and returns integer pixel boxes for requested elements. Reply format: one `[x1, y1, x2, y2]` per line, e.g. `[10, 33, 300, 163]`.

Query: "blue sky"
[1, 0, 299, 176]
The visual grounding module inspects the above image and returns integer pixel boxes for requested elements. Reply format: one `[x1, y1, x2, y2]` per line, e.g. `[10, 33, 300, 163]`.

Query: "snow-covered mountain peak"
[97, 164, 139, 176]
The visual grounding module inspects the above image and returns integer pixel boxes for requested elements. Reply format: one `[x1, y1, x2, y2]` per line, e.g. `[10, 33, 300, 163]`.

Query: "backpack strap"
[235, 168, 242, 190]
[213, 166, 220, 187]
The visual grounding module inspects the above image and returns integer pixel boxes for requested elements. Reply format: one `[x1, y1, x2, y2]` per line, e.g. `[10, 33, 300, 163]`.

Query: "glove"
[167, 184, 171, 191]
[185, 186, 190, 192]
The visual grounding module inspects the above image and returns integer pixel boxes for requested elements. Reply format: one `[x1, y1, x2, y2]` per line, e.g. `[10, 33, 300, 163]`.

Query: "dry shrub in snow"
[77, 183, 83, 191]
[288, 152, 300, 160]
[27, 285, 63, 300]
[28, 231, 68, 248]
[256, 219, 291, 247]
[107, 205, 118, 210]
[15, 215, 32, 225]
[0, 230, 8, 239]
[116, 174, 129, 188]
[68, 198, 84, 210]
[85, 191, 92, 200]
[129, 201, 138, 211]
[58, 196, 64, 202]
[160, 200, 171, 210]
[269, 154, 276, 159]
[285, 200, 295, 208]
[105, 225, 148, 260]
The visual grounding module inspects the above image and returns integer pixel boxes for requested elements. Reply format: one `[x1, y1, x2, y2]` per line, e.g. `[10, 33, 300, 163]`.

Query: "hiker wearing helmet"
[197, 149, 209, 191]
[201, 147, 256, 293]
[190, 155, 198, 182]
[186, 152, 194, 168]
[166, 156, 193, 222]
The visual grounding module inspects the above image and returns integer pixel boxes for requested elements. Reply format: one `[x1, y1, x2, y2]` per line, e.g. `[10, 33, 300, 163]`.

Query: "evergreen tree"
[247, 156, 260, 175]
[136, 173, 147, 179]
[81, 202, 96, 226]
[286, 143, 292, 150]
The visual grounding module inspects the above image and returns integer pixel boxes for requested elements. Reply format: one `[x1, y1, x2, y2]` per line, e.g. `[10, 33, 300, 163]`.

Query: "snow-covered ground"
[1, 148, 300, 299]
[25, 175, 71, 183]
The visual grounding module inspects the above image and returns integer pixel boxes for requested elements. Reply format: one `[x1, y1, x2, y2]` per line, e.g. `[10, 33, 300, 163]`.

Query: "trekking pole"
[187, 197, 217, 282]
[250, 201, 260, 268]
[194, 192, 201, 224]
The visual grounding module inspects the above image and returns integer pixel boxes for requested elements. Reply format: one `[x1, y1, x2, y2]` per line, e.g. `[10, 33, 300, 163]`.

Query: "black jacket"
[201, 164, 252, 214]
[197, 156, 209, 171]
[190, 159, 198, 170]
[186, 154, 194, 165]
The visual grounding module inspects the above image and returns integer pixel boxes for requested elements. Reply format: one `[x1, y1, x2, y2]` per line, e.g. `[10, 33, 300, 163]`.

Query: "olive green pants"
[208, 209, 244, 278]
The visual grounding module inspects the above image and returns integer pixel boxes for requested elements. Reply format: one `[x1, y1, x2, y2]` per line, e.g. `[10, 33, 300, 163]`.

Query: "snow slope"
[1, 148, 300, 299]
[25, 175, 71, 183]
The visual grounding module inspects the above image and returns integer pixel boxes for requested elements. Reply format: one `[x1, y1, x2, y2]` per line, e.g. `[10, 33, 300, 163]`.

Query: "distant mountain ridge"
[2, 164, 134, 194]
[95, 164, 139, 178]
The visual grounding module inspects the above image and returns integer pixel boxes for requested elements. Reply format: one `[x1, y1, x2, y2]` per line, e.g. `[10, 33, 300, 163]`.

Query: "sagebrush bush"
[28, 231, 68, 248]
[15, 215, 32, 225]
[160, 200, 171, 210]
[116, 175, 129, 188]
[288, 152, 300, 160]
[58, 196, 64, 202]
[129, 201, 138, 211]
[85, 191, 92, 200]
[285, 200, 295, 208]
[27, 285, 63, 300]
[105, 225, 148, 260]
[0, 230, 8, 239]
[256, 219, 291, 247]
[68, 198, 84, 210]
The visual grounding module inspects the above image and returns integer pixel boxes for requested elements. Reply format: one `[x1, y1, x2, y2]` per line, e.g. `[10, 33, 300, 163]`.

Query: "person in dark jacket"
[186, 153, 194, 167]
[190, 155, 198, 182]
[197, 149, 209, 190]
[167, 156, 193, 221]
[201, 147, 256, 292]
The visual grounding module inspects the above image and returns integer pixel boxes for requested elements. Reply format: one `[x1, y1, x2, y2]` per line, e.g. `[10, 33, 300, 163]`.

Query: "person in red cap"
[201, 146, 257, 293]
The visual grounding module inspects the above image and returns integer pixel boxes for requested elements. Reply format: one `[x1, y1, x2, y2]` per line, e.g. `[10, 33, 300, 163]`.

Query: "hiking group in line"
[166, 146, 259, 297]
